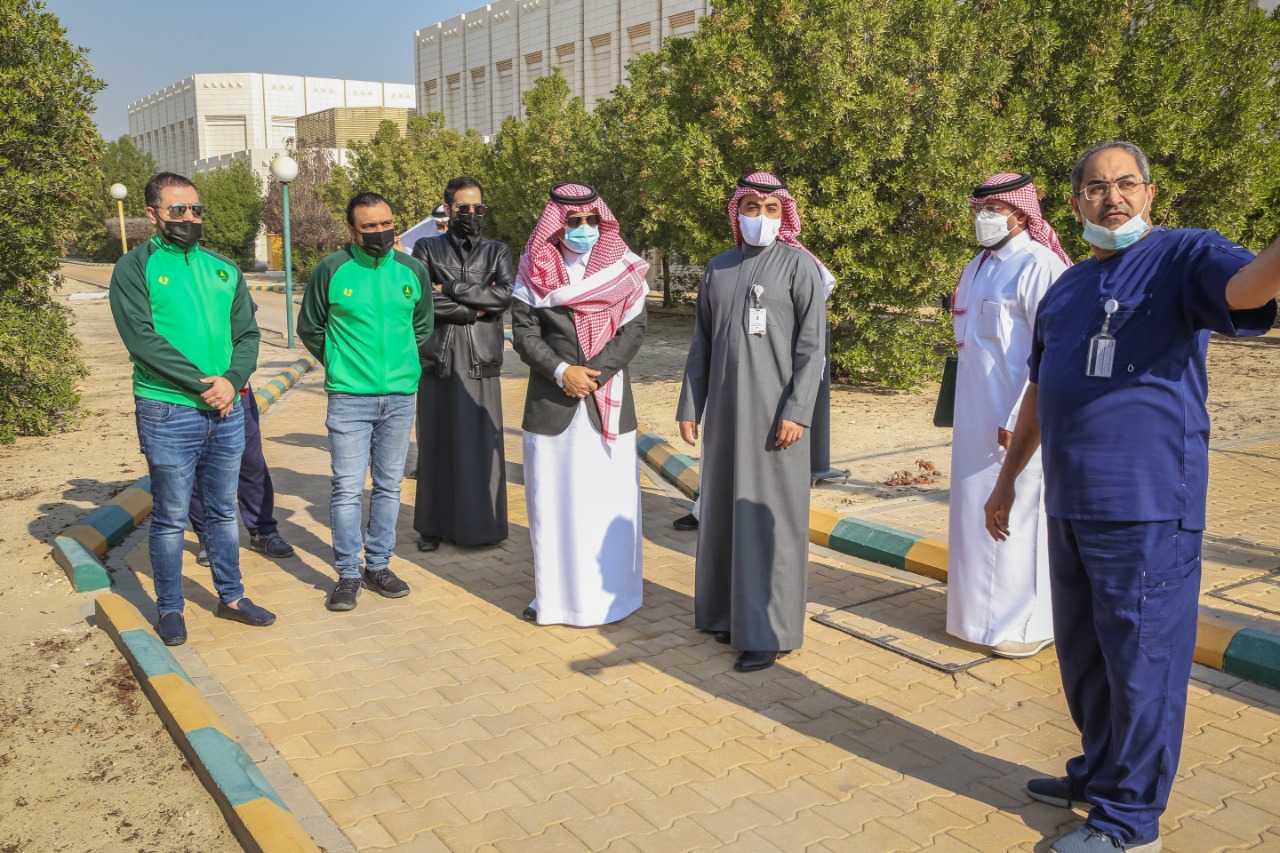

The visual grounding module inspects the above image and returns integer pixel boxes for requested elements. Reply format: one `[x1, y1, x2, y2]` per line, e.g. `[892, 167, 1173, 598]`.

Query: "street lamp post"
[270, 155, 299, 349]
[109, 183, 128, 256]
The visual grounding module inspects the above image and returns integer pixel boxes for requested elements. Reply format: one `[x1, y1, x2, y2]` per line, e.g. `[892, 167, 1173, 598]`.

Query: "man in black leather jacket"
[410, 176, 515, 550]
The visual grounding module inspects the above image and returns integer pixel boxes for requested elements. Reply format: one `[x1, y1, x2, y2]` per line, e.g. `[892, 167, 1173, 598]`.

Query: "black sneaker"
[1027, 776, 1080, 809]
[364, 567, 410, 598]
[157, 612, 187, 646]
[249, 532, 295, 558]
[327, 576, 362, 611]
[196, 548, 210, 567]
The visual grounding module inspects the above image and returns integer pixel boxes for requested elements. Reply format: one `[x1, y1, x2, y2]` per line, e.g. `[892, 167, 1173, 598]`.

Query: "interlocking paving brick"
[110, 372, 1280, 851]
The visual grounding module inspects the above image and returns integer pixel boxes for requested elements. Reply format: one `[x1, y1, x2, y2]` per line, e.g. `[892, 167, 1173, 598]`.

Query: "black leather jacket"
[411, 231, 515, 379]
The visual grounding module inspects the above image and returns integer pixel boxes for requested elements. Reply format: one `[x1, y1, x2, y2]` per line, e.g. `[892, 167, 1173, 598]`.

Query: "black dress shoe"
[673, 513, 699, 531]
[522, 606, 537, 621]
[713, 631, 731, 644]
[417, 535, 441, 552]
[734, 650, 780, 672]
[156, 612, 187, 646]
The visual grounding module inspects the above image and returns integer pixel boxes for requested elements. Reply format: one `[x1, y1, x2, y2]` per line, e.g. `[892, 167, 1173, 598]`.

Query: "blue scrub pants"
[1046, 516, 1202, 845]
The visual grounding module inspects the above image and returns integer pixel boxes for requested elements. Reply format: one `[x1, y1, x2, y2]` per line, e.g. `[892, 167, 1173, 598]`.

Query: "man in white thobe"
[947, 172, 1071, 658]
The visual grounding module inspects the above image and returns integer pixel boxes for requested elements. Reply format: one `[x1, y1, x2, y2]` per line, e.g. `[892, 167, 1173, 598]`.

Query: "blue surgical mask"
[1081, 195, 1150, 252]
[562, 224, 599, 254]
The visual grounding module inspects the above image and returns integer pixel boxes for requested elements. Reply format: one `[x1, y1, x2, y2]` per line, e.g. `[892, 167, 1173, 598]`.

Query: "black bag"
[933, 355, 958, 428]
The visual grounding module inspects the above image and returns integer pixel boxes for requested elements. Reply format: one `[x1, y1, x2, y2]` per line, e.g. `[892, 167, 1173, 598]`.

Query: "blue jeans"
[325, 394, 415, 578]
[135, 398, 246, 614]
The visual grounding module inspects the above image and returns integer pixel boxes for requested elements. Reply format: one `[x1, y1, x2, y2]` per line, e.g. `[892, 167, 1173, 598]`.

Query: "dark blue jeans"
[189, 383, 277, 539]
[136, 398, 245, 614]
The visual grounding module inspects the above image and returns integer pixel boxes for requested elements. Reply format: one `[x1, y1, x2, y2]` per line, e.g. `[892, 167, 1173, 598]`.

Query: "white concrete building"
[128, 73, 415, 178]
[415, 0, 712, 138]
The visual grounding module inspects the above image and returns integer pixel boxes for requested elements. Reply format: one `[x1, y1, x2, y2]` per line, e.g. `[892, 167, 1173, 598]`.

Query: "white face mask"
[974, 209, 1013, 247]
[739, 213, 782, 247]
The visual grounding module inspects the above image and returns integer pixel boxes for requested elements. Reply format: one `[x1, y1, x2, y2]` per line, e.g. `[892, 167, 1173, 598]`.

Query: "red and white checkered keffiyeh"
[514, 183, 649, 442]
[729, 171, 838, 297]
[968, 173, 1072, 268]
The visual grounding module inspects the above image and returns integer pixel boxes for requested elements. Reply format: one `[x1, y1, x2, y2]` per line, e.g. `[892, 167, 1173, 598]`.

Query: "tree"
[0, 0, 101, 443]
[71, 135, 156, 262]
[263, 138, 347, 278]
[485, 73, 605, 256]
[332, 114, 488, 228]
[605, 0, 1280, 387]
[192, 160, 264, 269]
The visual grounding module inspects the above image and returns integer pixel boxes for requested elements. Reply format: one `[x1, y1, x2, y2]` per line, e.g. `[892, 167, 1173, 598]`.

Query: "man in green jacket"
[299, 192, 434, 611]
[109, 172, 276, 646]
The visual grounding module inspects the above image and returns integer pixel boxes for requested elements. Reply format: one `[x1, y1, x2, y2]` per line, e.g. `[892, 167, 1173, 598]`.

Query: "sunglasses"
[151, 203, 205, 218]
[566, 213, 601, 228]
[453, 203, 488, 216]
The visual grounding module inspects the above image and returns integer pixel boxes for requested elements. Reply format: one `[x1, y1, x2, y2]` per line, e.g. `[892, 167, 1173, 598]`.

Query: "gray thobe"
[677, 241, 826, 651]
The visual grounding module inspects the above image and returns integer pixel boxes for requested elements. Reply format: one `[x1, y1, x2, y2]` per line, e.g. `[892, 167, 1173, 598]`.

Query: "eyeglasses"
[1077, 179, 1148, 203]
[151, 203, 204, 219]
[565, 213, 601, 228]
[453, 203, 488, 216]
[974, 204, 1014, 217]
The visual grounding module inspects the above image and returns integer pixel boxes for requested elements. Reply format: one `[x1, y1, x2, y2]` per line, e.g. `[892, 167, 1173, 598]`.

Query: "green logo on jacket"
[403, 285, 412, 299]
[216, 269, 229, 282]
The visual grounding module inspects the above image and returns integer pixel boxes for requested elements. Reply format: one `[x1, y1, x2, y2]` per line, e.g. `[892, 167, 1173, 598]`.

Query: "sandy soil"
[0, 267, 1274, 851]
[0, 265, 235, 853]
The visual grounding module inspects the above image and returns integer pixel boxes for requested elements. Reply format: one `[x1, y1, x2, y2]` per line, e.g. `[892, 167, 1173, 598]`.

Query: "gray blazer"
[511, 299, 647, 437]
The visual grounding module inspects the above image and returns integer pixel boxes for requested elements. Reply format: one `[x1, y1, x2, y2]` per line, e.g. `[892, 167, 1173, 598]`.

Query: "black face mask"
[163, 220, 201, 250]
[451, 212, 483, 238]
[359, 228, 395, 258]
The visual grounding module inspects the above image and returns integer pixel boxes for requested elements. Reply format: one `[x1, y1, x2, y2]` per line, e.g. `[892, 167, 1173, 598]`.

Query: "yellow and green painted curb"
[52, 475, 152, 592]
[95, 594, 319, 853]
[245, 283, 306, 293]
[253, 355, 317, 414]
[636, 426, 1280, 691]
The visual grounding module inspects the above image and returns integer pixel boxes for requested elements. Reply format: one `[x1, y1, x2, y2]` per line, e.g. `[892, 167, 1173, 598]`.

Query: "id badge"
[1085, 333, 1115, 378]
[749, 308, 767, 336]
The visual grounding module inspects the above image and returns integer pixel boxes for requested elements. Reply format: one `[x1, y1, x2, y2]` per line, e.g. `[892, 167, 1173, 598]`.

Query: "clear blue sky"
[47, 0, 481, 141]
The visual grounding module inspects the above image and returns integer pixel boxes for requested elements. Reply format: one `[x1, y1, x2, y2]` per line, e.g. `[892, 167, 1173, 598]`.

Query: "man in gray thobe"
[677, 171, 827, 672]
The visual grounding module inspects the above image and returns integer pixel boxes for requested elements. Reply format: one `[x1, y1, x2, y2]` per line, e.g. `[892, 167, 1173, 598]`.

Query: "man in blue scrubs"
[985, 140, 1280, 853]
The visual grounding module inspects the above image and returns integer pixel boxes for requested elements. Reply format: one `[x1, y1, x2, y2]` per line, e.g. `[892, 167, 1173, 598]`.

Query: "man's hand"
[776, 419, 804, 449]
[200, 376, 236, 417]
[433, 283, 443, 292]
[562, 365, 601, 398]
[997, 428, 1012, 449]
[679, 420, 699, 446]
[984, 479, 1016, 541]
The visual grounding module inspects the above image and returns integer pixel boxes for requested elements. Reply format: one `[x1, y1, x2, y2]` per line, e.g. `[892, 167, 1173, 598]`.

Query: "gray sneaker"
[363, 567, 410, 598]
[249, 532, 295, 558]
[1051, 826, 1161, 852]
[327, 576, 362, 611]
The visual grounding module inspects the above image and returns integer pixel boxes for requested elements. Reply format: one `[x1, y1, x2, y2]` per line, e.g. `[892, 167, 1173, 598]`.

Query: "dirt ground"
[0, 266, 1274, 852]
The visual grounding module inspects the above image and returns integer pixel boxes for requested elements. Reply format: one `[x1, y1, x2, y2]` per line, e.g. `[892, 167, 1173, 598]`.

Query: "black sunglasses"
[453, 203, 488, 216]
[151, 203, 205, 218]
[566, 213, 601, 227]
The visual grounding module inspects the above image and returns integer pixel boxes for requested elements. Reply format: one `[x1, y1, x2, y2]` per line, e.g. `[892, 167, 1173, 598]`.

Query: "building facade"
[128, 73, 415, 177]
[415, 0, 712, 138]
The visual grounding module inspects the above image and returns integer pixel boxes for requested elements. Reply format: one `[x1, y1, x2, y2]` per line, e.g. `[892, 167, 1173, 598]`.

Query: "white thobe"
[524, 245, 644, 626]
[947, 230, 1065, 645]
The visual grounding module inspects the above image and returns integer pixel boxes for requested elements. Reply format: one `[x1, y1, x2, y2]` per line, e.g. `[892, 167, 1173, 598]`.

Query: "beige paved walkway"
[122, 359, 1280, 851]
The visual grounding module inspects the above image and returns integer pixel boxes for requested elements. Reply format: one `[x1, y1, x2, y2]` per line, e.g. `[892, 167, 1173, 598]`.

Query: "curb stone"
[636, 425, 1280, 691]
[95, 594, 320, 853]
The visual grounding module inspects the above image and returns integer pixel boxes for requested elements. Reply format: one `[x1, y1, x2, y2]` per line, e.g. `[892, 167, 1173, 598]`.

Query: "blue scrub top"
[1030, 228, 1276, 528]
